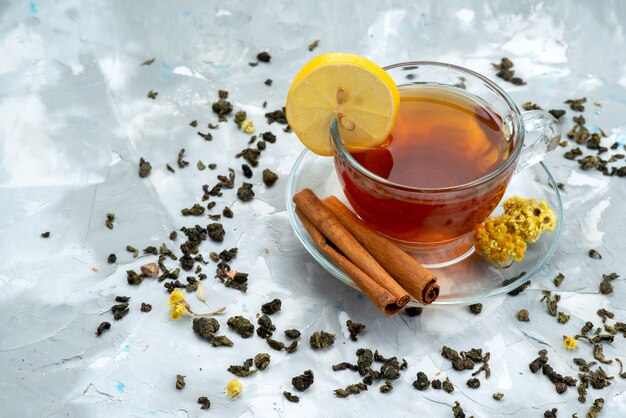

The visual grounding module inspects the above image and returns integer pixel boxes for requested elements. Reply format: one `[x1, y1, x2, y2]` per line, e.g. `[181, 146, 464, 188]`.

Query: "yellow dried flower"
[563, 336, 578, 350]
[169, 290, 185, 307]
[502, 197, 556, 243]
[242, 119, 255, 134]
[169, 304, 187, 320]
[226, 378, 242, 399]
[475, 217, 527, 264]
[475, 196, 556, 265]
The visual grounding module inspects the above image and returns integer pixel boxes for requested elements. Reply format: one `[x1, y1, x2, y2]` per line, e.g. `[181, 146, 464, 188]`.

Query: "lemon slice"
[286, 53, 400, 156]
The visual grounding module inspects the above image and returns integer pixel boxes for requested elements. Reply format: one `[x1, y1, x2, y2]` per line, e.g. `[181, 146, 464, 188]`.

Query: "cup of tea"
[331, 61, 561, 267]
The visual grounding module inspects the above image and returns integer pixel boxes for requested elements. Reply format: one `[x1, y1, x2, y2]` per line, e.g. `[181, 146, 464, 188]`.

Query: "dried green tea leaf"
[207, 223, 225, 242]
[285, 340, 298, 353]
[593, 344, 613, 364]
[105, 213, 115, 230]
[265, 107, 287, 125]
[141, 57, 155, 66]
[227, 316, 254, 338]
[147, 90, 158, 99]
[346, 320, 365, 341]
[126, 245, 139, 258]
[466, 377, 480, 388]
[589, 249, 602, 259]
[554, 273, 565, 287]
[257, 52, 271, 62]
[140, 303, 152, 312]
[107, 253, 117, 263]
[469, 303, 483, 314]
[95, 321, 111, 336]
[261, 298, 282, 315]
[254, 353, 271, 371]
[517, 309, 530, 322]
[284, 329, 301, 340]
[308, 40, 320, 51]
[283, 391, 299, 402]
[177, 148, 189, 168]
[292, 370, 314, 391]
[192, 317, 220, 341]
[212, 90, 233, 121]
[379, 379, 393, 393]
[586, 398, 604, 418]
[564, 97, 587, 112]
[127, 270, 143, 285]
[210, 335, 233, 347]
[262, 169, 278, 186]
[236, 148, 261, 166]
[544, 408, 557, 418]
[452, 401, 465, 418]
[442, 377, 454, 393]
[548, 109, 566, 119]
[197, 397, 210, 409]
[175, 374, 185, 390]
[111, 303, 129, 320]
[266, 338, 285, 351]
[228, 361, 256, 377]
[404, 306, 423, 317]
[493, 392, 504, 400]
[541, 290, 560, 316]
[237, 182, 255, 201]
[332, 362, 358, 372]
[412, 372, 430, 391]
[310, 331, 335, 349]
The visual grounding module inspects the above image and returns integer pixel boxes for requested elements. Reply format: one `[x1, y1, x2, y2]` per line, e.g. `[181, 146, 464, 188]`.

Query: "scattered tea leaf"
[283, 391, 299, 403]
[589, 249, 602, 259]
[412, 372, 430, 391]
[95, 321, 111, 336]
[310, 331, 335, 349]
[139, 158, 152, 178]
[262, 169, 278, 186]
[261, 299, 282, 315]
[227, 316, 255, 338]
[469, 303, 483, 315]
[517, 309, 530, 322]
[254, 353, 271, 371]
[257, 52, 271, 63]
[197, 397, 211, 409]
[175, 374, 185, 390]
[404, 306, 423, 317]
[346, 320, 365, 341]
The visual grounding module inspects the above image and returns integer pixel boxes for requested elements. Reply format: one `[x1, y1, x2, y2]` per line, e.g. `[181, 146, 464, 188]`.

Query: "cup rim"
[331, 60, 524, 192]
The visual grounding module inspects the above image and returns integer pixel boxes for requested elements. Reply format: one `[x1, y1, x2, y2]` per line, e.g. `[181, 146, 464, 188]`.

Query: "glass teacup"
[332, 61, 560, 267]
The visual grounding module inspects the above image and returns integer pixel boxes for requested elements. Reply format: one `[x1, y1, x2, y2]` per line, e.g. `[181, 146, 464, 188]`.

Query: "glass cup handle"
[515, 110, 561, 173]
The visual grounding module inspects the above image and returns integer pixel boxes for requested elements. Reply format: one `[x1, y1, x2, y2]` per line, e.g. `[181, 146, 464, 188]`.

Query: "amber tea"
[351, 85, 511, 188]
[335, 84, 514, 245]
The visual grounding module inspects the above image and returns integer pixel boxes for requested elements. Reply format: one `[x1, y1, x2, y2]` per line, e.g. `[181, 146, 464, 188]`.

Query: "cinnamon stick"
[295, 208, 401, 315]
[293, 189, 410, 309]
[323, 196, 439, 304]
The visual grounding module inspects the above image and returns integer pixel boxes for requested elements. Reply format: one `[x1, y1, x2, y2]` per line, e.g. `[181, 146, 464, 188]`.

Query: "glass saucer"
[286, 150, 563, 306]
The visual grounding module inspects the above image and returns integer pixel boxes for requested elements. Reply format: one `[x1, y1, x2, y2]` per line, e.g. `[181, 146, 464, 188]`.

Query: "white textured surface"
[1, 1, 625, 417]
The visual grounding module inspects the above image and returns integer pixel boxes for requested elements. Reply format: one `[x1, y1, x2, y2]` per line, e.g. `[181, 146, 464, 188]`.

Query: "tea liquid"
[351, 85, 511, 188]
[337, 85, 514, 245]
